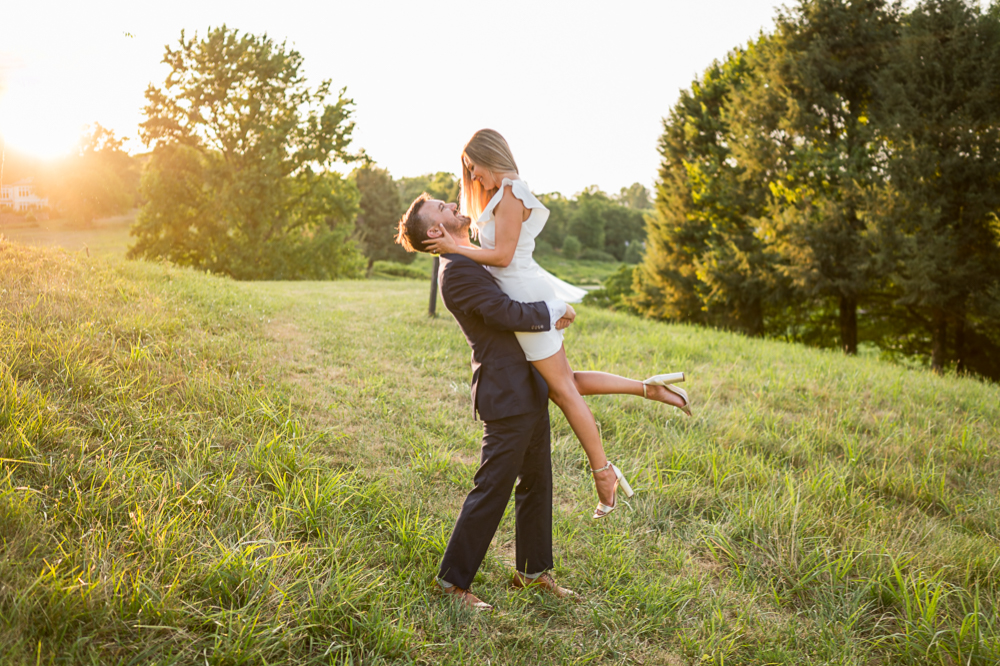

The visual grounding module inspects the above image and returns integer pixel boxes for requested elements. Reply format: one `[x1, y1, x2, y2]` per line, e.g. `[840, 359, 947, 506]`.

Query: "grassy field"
[0, 211, 136, 257]
[2, 239, 1000, 664]
[534, 254, 628, 286]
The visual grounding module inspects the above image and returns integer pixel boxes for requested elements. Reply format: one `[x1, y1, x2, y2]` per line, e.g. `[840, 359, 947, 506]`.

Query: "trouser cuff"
[437, 577, 458, 589]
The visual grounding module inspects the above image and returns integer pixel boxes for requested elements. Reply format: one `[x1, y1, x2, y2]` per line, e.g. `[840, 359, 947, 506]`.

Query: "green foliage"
[561, 234, 581, 259]
[581, 264, 639, 313]
[536, 191, 573, 248]
[352, 164, 412, 268]
[535, 188, 646, 259]
[623, 241, 643, 264]
[534, 255, 628, 285]
[636, 0, 1000, 379]
[866, 0, 1000, 373]
[615, 182, 653, 210]
[578, 247, 618, 262]
[748, 0, 899, 353]
[396, 172, 460, 211]
[635, 46, 772, 335]
[370, 259, 429, 280]
[534, 238, 554, 255]
[129, 26, 365, 280]
[37, 124, 137, 226]
[568, 188, 607, 251]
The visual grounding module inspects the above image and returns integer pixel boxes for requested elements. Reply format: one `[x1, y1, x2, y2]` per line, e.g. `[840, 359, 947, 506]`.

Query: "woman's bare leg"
[573, 371, 687, 409]
[531, 350, 689, 510]
[530, 348, 620, 508]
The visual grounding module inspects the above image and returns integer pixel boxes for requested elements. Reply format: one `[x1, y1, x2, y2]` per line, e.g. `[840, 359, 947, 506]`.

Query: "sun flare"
[0, 98, 83, 161]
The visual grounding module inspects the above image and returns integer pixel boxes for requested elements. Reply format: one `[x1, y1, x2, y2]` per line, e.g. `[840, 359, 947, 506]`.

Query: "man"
[396, 193, 577, 610]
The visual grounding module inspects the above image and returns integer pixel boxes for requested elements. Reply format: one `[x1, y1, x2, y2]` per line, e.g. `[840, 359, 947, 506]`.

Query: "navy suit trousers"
[437, 406, 553, 590]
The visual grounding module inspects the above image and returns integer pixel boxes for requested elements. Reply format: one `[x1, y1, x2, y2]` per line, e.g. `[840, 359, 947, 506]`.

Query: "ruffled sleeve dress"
[474, 178, 588, 362]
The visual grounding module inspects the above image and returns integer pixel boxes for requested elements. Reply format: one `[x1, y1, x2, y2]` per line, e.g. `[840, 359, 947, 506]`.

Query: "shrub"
[582, 264, 639, 313]
[578, 248, 618, 262]
[561, 235, 582, 259]
[371, 260, 430, 280]
[624, 241, 643, 264]
[534, 239, 554, 255]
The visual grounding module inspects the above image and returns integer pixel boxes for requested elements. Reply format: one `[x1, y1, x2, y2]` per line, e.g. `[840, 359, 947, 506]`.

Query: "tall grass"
[3, 238, 1000, 664]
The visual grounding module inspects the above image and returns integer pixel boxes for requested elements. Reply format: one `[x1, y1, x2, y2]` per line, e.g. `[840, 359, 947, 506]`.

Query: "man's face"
[423, 199, 471, 240]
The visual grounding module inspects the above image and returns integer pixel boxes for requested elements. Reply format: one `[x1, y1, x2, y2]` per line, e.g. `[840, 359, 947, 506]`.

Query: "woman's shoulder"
[491, 178, 546, 215]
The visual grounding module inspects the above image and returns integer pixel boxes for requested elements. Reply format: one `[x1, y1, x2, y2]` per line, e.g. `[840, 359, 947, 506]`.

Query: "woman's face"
[464, 155, 499, 191]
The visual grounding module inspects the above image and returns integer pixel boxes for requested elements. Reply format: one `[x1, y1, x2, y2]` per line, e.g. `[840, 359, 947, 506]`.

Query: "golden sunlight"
[0, 92, 81, 161]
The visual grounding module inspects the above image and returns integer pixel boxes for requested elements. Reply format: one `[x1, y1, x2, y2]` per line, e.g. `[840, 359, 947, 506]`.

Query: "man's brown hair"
[395, 193, 433, 253]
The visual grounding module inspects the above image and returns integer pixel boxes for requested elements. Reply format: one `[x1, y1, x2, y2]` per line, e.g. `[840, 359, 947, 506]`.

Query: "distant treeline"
[360, 167, 651, 267]
[620, 0, 1000, 380]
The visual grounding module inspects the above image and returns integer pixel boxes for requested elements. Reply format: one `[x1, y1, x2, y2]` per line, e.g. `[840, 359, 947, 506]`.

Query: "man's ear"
[426, 225, 444, 238]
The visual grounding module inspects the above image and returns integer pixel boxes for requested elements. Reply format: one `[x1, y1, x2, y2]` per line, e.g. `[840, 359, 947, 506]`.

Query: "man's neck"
[455, 225, 474, 249]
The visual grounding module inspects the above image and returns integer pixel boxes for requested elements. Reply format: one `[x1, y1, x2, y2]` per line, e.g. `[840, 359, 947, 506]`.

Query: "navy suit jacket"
[439, 254, 551, 421]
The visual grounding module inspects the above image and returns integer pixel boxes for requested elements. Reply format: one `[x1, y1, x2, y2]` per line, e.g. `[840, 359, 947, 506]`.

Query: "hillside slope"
[2, 240, 999, 664]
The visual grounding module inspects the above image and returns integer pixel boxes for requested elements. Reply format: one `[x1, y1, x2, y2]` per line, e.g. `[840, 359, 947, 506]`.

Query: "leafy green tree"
[583, 265, 640, 313]
[38, 124, 137, 226]
[868, 0, 1000, 373]
[352, 165, 412, 268]
[536, 192, 574, 249]
[129, 26, 365, 280]
[568, 187, 608, 251]
[623, 241, 643, 264]
[561, 235, 582, 260]
[568, 185, 650, 261]
[635, 46, 774, 334]
[731, 0, 900, 353]
[396, 172, 459, 212]
[616, 182, 652, 210]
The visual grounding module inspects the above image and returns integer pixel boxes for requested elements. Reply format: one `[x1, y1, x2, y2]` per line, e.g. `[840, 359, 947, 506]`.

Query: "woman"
[425, 129, 691, 519]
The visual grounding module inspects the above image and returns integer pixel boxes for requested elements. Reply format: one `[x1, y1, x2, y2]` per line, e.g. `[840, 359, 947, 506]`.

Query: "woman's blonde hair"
[461, 129, 519, 222]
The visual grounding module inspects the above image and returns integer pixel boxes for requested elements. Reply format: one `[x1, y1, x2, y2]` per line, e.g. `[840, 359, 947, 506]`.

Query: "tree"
[352, 165, 412, 268]
[869, 0, 1000, 373]
[635, 46, 774, 334]
[38, 124, 137, 226]
[561, 235, 582, 259]
[598, 199, 646, 261]
[536, 192, 574, 249]
[129, 26, 365, 280]
[732, 0, 900, 353]
[616, 182, 652, 210]
[568, 187, 608, 251]
[396, 172, 460, 212]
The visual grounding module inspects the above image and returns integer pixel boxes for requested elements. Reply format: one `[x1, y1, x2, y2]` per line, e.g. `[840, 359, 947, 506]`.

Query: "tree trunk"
[931, 311, 947, 374]
[954, 315, 966, 375]
[742, 297, 765, 337]
[839, 294, 858, 355]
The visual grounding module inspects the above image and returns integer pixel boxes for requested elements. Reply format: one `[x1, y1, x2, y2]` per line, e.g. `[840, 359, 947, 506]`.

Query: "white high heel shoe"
[591, 462, 635, 519]
[642, 372, 691, 416]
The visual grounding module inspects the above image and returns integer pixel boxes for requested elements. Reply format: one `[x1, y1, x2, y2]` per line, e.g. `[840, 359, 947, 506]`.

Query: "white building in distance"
[0, 178, 49, 212]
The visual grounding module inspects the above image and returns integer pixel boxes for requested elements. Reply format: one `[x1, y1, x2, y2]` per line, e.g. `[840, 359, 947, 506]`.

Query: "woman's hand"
[423, 224, 461, 255]
[555, 304, 576, 330]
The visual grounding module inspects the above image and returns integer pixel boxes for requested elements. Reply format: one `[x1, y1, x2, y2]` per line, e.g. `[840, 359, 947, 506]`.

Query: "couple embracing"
[395, 129, 692, 611]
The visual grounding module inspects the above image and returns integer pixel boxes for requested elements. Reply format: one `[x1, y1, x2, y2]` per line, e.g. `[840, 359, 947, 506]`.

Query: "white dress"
[475, 178, 588, 361]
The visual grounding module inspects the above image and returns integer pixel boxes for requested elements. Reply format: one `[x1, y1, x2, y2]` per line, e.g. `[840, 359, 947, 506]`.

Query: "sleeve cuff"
[545, 299, 568, 330]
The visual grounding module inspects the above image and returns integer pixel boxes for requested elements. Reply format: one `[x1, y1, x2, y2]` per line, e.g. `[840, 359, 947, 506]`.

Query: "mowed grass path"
[2, 241, 1000, 664]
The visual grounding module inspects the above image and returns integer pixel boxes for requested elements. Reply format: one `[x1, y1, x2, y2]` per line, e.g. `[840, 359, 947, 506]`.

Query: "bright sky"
[0, 0, 782, 196]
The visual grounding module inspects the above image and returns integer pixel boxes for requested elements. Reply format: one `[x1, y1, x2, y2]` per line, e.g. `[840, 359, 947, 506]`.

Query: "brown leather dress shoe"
[441, 584, 493, 611]
[511, 571, 581, 601]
